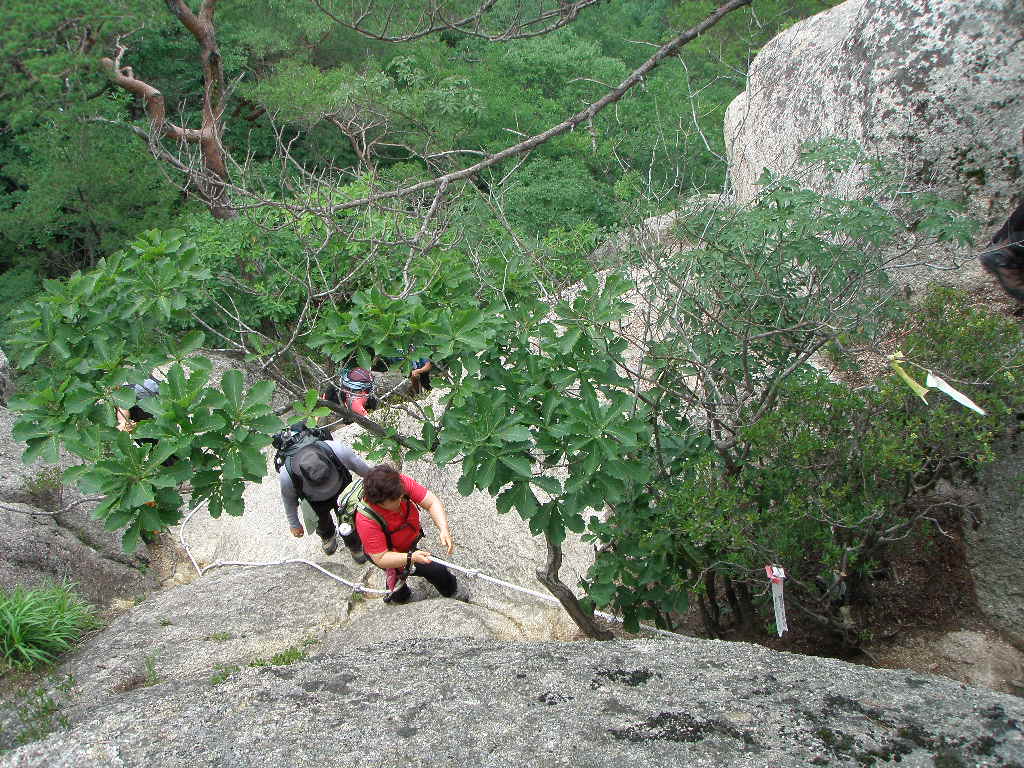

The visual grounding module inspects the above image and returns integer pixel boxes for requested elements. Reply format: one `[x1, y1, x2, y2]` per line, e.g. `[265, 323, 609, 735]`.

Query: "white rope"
[177, 498, 388, 594]
[177, 492, 679, 638]
[431, 556, 680, 639]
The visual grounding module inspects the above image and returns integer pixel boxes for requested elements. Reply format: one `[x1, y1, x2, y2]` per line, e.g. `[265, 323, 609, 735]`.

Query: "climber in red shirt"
[355, 464, 468, 604]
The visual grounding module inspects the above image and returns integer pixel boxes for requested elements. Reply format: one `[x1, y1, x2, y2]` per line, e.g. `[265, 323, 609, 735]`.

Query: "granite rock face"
[3, 628, 1023, 767]
[0, 502, 152, 607]
[970, 445, 1024, 650]
[726, 0, 1023, 214]
[724, 0, 1023, 293]
[0, 407, 153, 606]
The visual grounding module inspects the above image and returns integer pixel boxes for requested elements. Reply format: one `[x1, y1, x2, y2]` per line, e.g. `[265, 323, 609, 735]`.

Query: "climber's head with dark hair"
[363, 464, 406, 505]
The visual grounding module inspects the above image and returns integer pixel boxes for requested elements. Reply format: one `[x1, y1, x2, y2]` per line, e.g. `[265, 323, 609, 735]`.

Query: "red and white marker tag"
[765, 565, 788, 636]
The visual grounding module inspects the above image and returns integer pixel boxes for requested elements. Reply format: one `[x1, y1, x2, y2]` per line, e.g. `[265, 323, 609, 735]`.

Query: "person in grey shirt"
[279, 439, 371, 560]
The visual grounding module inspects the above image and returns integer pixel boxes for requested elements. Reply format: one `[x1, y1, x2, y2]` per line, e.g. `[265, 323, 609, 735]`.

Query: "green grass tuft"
[249, 646, 307, 667]
[210, 663, 240, 685]
[0, 583, 99, 670]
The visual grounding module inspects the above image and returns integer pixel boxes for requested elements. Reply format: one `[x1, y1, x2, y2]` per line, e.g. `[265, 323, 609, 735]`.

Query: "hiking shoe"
[346, 540, 368, 564]
[451, 582, 472, 603]
[321, 535, 338, 555]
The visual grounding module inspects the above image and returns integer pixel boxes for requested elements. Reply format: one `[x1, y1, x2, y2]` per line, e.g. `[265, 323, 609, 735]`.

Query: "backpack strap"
[356, 497, 420, 555]
[357, 504, 393, 551]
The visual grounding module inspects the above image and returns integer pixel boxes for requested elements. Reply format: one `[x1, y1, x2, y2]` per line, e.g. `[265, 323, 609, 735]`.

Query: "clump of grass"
[142, 654, 159, 687]
[206, 631, 233, 642]
[210, 664, 240, 685]
[21, 466, 63, 510]
[249, 646, 307, 667]
[2, 675, 75, 749]
[0, 583, 99, 670]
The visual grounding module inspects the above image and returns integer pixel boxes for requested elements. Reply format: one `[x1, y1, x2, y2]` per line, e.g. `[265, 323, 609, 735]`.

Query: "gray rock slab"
[54, 564, 513, 710]
[0, 502, 153, 608]
[0, 406, 152, 606]
[970, 446, 1024, 649]
[724, 0, 1024, 293]
[4, 636, 1023, 767]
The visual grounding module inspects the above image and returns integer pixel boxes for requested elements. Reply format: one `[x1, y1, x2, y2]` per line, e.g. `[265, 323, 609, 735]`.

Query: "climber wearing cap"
[114, 376, 161, 433]
[278, 431, 372, 560]
[113, 373, 179, 466]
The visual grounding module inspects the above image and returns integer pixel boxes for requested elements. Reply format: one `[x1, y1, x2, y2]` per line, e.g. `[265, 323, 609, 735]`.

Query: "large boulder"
[724, 0, 1024, 291]
[726, 0, 1023, 214]
[3, 601, 1023, 767]
[0, 502, 153, 608]
[969, 445, 1024, 650]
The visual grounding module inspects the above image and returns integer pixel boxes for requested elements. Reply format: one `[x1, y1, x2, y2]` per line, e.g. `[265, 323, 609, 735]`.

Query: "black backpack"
[272, 423, 350, 498]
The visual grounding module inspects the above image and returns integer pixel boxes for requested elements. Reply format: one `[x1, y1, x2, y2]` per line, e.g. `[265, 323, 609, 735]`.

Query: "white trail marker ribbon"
[925, 372, 986, 416]
[765, 565, 788, 637]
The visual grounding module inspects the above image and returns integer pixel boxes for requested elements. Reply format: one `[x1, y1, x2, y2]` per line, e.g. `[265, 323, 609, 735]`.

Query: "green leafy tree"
[8, 231, 282, 551]
[9, 143, 998, 644]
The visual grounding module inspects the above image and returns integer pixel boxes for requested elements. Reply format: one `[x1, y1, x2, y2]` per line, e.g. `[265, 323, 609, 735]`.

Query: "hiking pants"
[389, 561, 456, 603]
[306, 496, 361, 550]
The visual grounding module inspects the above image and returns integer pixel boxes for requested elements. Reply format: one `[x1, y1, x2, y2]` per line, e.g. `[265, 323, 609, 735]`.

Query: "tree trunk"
[100, 0, 236, 219]
[697, 593, 721, 638]
[737, 581, 755, 632]
[535, 536, 612, 640]
[701, 570, 722, 636]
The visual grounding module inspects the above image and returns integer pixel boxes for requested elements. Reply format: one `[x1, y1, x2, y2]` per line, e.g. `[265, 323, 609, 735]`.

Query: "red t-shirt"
[356, 474, 428, 555]
[347, 393, 370, 417]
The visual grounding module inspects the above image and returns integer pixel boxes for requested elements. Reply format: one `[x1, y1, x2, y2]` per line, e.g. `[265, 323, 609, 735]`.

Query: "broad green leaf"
[122, 521, 143, 553]
[148, 441, 178, 467]
[140, 506, 164, 531]
[190, 412, 227, 433]
[248, 414, 283, 433]
[222, 451, 242, 481]
[498, 454, 532, 478]
[222, 370, 244, 407]
[495, 487, 516, 515]
[587, 580, 617, 608]
[433, 442, 460, 466]
[64, 389, 96, 415]
[103, 507, 136, 531]
[246, 380, 275, 405]
[498, 425, 532, 443]
[111, 388, 137, 409]
[126, 482, 154, 508]
[531, 475, 561, 495]
[179, 330, 205, 356]
[456, 472, 475, 497]
[475, 457, 497, 490]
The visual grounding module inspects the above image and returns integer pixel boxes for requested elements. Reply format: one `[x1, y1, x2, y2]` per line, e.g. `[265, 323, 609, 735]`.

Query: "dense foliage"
[1, 0, 841, 320]
[11, 135, 1012, 645]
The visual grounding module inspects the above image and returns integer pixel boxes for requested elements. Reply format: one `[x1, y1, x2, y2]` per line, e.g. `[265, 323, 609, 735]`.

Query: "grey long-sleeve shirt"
[279, 441, 371, 529]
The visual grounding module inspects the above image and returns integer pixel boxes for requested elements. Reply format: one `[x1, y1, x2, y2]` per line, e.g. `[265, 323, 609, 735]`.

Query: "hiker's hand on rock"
[291, 526, 304, 538]
[411, 549, 432, 565]
[439, 530, 454, 555]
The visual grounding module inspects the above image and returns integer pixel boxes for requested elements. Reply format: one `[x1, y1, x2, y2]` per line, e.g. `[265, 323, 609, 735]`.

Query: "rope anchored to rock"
[179, 499, 679, 639]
